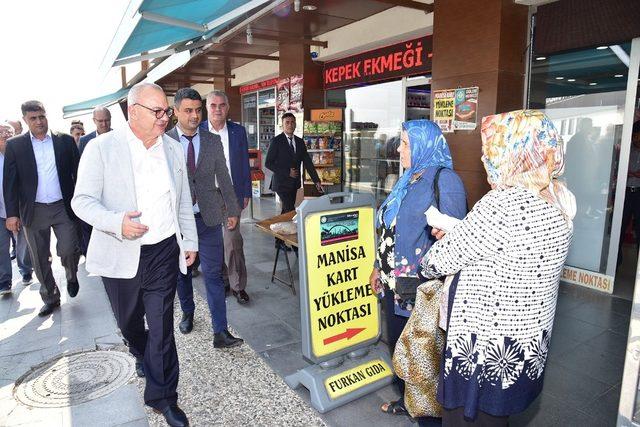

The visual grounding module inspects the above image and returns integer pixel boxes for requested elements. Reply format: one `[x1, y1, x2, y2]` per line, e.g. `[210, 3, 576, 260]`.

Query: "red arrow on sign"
[323, 328, 366, 345]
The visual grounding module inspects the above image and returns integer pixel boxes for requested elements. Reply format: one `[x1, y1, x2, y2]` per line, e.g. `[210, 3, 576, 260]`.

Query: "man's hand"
[227, 216, 239, 230]
[315, 182, 324, 193]
[289, 168, 300, 178]
[6, 217, 20, 232]
[431, 227, 446, 240]
[122, 211, 149, 240]
[243, 197, 250, 209]
[185, 251, 197, 267]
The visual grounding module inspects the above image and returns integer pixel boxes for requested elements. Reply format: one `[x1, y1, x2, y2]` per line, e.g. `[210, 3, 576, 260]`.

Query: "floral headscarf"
[480, 109, 576, 222]
[378, 119, 453, 226]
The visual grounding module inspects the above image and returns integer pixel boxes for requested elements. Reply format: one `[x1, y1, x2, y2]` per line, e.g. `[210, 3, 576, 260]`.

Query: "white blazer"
[71, 127, 198, 279]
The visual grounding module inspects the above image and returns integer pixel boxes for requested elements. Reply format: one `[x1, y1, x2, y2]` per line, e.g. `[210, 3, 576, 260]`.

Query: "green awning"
[62, 88, 130, 119]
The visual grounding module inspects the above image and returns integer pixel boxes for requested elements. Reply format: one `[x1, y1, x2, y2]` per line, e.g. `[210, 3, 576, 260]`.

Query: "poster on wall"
[453, 87, 479, 130]
[289, 74, 304, 112]
[276, 77, 290, 114]
[433, 89, 455, 133]
[276, 74, 304, 136]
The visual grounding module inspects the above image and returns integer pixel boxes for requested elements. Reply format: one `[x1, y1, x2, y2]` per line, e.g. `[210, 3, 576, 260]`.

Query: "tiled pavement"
[0, 195, 633, 426]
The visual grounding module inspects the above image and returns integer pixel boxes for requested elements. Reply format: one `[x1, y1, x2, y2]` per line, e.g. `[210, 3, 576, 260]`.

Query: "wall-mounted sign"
[239, 77, 279, 94]
[453, 87, 479, 130]
[433, 90, 455, 133]
[311, 109, 343, 122]
[561, 266, 614, 294]
[433, 87, 479, 132]
[323, 36, 432, 90]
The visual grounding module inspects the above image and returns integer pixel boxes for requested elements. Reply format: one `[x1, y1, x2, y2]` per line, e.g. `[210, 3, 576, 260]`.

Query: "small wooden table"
[255, 211, 298, 295]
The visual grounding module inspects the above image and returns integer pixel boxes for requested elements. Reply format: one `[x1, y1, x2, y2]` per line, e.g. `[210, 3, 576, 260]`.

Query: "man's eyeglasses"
[134, 103, 173, 119]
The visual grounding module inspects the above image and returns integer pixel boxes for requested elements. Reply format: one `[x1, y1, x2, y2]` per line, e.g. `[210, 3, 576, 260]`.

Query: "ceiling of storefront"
[156, 0, 432, 92]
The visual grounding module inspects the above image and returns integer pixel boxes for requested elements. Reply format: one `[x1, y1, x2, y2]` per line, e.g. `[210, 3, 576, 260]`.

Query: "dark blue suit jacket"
[199, 120, 252, 208]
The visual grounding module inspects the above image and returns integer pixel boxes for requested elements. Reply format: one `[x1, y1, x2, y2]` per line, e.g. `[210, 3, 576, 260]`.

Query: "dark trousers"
[276, 190, 297, 214]
[23, 201, 79, 305]
[14, 228, 32, 277]
[176, 216, 228, 333]
[103, 235, 180, 410]
[79, 219, 92, 256]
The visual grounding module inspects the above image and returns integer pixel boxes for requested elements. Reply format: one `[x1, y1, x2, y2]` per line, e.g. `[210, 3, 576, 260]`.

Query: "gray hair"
[127, 82, 165, 105]
[206, 90, 229, 104]
[92, 106, 111, 118]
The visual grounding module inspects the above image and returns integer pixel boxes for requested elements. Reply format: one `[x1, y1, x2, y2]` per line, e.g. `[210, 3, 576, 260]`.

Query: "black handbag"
[395, 167, 445, 304]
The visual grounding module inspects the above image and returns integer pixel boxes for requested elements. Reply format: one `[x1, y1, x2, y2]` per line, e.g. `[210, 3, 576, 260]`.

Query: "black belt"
[627, 187, 640, 193]
[194, 212, 202, 218]
[35, 200, 63, 206]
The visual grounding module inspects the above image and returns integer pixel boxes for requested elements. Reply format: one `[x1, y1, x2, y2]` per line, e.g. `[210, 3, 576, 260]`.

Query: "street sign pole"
[285, 193, 393, 413]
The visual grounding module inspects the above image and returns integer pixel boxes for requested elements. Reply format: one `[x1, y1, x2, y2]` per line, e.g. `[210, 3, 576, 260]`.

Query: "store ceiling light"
[535, 56, 546, 61]
[596, 46, 608, 50]
[294, 0, 301, 12]
[567, 78, 576, 82]
[589, 82, 597, 86]
[246, 25, 253, 45]
[302, 4, 317, 10]
[555, 76, 564, 80]
[615, 74, 624, 77]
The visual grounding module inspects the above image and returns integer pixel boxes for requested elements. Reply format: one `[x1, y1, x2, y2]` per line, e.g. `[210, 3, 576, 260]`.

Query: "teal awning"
[101, 0, 273, 70]
[62, 88, 130, 118]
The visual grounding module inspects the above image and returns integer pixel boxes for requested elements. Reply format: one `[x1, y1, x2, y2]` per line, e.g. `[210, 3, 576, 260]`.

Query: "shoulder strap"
[433, 167, 445, 209]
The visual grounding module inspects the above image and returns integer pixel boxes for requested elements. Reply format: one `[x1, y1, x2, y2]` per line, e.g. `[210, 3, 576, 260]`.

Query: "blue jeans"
[176, 217, 227, 333]
[0, 219, 12, 287]
[15, 228, 32, 276]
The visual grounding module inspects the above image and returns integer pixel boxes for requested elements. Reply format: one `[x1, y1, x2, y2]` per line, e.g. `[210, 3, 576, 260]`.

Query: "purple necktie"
[184, 134, 196, 205]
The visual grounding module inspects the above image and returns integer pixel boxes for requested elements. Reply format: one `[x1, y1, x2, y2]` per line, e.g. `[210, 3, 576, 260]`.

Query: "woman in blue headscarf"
[371, 120, 467, 423]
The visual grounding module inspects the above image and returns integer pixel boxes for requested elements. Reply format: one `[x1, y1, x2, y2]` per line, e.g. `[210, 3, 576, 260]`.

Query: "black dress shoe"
[179, 312, 193, 334]
[154, 405, 189, 427]
[38, 301, 60, 317]
[213, 329, 243, 348]
[135, 358, 145, 378]
[232, 290, 250, 305]
[67, 280, 79, 298]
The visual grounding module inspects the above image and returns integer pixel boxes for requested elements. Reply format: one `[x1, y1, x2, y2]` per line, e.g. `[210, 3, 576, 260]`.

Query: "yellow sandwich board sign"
[304, 207, 379, 358]
[285, 193, 393, 414]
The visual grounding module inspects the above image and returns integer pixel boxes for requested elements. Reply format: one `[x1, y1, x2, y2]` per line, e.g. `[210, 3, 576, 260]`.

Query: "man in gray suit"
[167, 87, 243, 349]
[72, 83, 197, 427]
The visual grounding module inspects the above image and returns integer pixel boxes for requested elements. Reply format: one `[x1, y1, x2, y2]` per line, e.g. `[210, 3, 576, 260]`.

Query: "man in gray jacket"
[167, 87, 243, 349]
[72, 83, 197, 427]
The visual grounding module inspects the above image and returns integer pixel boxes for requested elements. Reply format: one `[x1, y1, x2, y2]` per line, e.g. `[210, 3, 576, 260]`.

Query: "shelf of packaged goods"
[306, 149, 334, 152]
[313, 164, 335, 168]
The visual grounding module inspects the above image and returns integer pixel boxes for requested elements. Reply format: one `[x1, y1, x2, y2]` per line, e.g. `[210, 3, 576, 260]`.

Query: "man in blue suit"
[200, 90, 252, 305]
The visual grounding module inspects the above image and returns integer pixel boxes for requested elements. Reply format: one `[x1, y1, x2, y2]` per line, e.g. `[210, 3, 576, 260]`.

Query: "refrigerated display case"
[242, 94, 257, 149]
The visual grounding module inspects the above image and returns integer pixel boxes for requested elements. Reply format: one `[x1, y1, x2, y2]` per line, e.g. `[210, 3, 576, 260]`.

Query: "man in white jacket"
[72, 83, 197, 427]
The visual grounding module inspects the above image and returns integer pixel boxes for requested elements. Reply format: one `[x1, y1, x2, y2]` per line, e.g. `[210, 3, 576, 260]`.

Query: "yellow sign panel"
[324, 359, 392, 400]
[304, 207, 378, 358]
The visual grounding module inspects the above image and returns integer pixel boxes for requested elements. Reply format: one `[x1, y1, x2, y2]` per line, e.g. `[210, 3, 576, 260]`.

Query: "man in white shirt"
[0, 123, 17, 295]
[4, 101, 80, 317]
[201, 90, 253, 305]
[72, 83, 197, 427]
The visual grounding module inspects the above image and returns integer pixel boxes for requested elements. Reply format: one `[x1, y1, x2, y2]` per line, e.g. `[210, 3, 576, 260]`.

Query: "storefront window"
[344, 80, 403, 204]
[529, 43, 631, 276]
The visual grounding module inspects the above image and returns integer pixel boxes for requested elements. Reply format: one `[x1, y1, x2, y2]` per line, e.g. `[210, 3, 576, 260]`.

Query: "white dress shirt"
[0, 153, 5, 218]
[176, 126, 200, 214]
[208, 121, 232, 184]
[30, 130, 63, 203]
[126, 126, 175, 245]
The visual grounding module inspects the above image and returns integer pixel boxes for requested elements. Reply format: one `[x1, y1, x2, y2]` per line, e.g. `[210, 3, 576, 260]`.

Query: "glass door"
[344, 79, 404, 205]
[529, 41, 633, 295]
[618, 37, 640, 426]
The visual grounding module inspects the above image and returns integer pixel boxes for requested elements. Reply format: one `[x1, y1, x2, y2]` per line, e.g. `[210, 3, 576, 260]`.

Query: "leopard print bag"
[392, 279, 445, 418]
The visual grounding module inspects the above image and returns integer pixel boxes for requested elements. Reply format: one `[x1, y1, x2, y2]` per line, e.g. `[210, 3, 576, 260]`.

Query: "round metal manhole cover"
[14, 350, 135, 408]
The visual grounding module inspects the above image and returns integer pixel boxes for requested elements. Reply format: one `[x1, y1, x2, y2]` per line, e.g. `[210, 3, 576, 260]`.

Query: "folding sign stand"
[285, 193, 393, 413]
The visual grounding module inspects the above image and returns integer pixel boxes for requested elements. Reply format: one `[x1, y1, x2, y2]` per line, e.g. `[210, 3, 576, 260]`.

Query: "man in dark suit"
[200, 90, 252, 304]
[169, 87, 243, 348]
[78, 107, 111, 156]
[77, 107, 112, 256]
[4, 100, 81, 316]
[266, 112, 323, 217]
